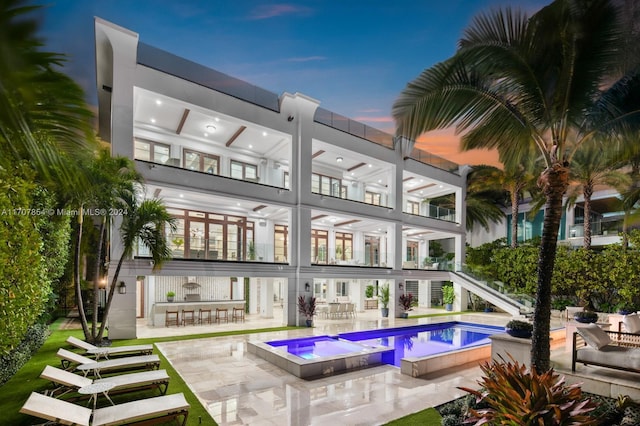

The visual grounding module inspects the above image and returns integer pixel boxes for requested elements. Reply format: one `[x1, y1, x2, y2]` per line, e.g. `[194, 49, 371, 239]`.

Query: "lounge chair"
[20, 391, 189, 426]
[57, 348, 160, 376]
[40, 365, 170, 399]
[66, 336, 153, 359]
[572, 323, 640, 373]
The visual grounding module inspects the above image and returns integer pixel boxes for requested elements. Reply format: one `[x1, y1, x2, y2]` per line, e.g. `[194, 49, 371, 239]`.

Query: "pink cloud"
[353, 115, 394, 123]
[248, 4, 313, 20]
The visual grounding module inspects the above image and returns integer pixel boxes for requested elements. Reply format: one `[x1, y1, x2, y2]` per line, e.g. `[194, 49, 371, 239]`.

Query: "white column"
[260, 278, 274, 318]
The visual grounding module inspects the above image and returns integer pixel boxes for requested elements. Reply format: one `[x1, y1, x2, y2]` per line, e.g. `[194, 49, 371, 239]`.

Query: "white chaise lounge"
[20, 391, 189, 426]
[57, 348, 160, 376]
[66, 336, 153, 358]
[572, 323, 640, 373]
[40, 365, 170, 398]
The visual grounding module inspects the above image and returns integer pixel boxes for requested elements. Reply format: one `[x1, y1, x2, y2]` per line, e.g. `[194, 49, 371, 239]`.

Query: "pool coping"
[247, 339, 393, 379]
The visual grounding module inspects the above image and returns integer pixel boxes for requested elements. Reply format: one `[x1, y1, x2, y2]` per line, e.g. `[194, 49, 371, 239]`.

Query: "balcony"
[136, 239, 287, 263]
[311, 249, 391, 268]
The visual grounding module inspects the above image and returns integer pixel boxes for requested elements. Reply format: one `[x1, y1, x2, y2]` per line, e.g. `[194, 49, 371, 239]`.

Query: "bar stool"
[232, 307, 245, 323]
[181, 309, 195, 326]
[215, 308, 229, 324]
[198, 308, 212, 325]
[165, 310, 179, 327]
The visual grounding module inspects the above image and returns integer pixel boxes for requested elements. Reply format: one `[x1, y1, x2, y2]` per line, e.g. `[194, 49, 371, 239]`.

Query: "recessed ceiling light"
[206, 125, 216, 132]
[179, 194, 184, 198]
[378, 179, 382, 183]
[351, 172, 354, 176]
[204, 133, 208, 137]
[368, 164, 372, 168]
[262, 131, 267, 136]
[215, 117, 220, 122]
[249, 144, 253, 149]
[155, 100, 162, 105]
[150, 118, 156, 123]
[439, 185, 443, 188]
[336, 157, 343, 163]
[236, 203, 241, 206]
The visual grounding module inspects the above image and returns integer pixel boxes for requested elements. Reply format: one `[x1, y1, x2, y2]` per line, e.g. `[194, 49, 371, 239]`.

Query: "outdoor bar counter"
[151, 300, 246, 326]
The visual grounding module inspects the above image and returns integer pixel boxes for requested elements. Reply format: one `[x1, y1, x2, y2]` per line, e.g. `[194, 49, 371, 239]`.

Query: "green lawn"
[1, 319, 296, 425]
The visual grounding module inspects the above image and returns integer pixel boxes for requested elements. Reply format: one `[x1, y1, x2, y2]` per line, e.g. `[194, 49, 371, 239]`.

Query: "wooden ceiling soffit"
[311, 214, 328, 221]
[408, 183, 436, 193]
[253, 205, 268, 212]
[402, 176, 414, 182]
[335, 219, 360, 227]
[176, 109, 190, 135]
[312, 150, 325, 159]
[226, 125, 246, 147]
[347, 162, 367, 172]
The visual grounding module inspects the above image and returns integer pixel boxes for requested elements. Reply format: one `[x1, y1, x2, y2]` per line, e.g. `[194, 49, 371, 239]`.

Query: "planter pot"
[618, 309, 634, 315]
[445, 303, 453, 311]
[305, 319, 313, 327]
[505, 328, 532, 339]
[484, 307, 493, 313]
[400, 312, 409, 319]
[573, 313, 598, 323]
[167, 296, 174, 303]
[381, 307, 389, 318]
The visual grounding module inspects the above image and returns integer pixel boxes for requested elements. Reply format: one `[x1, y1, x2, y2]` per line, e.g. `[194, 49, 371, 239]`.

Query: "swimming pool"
[248, 322, 502, 379]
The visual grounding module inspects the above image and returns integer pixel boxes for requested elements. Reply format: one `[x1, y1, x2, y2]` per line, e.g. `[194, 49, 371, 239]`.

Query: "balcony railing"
[312, 190, 391, 209]
[138, 159, 288, 189]
[136, 239, 288, 263]
[311, 249, 391, 268]
[404, 203, 456, 222]
[407, 147, 460, 174]
[314, 108, 394, 149]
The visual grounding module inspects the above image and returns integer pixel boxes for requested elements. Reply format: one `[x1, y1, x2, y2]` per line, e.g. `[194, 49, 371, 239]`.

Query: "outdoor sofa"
[572, 322, 640, 373]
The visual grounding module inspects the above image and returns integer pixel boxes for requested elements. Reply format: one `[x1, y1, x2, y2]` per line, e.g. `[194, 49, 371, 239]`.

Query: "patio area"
[133, 308, 640, 425]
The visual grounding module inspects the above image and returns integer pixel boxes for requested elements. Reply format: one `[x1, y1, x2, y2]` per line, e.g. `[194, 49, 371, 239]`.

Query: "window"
[184, 149, 219, 174]
[134, 139, 170, 164]
[336, 281, 349, 297]
[406, 241, 418, 262]
[230, 160, 258, 182]
[365, 191, 382, 206]
[406, 200, 420, 215]
[284, 171, 290, 189]
[335, 232, 353, 261]
[365, 235, 380, 266]
[274, 225, 288, 262]
[311, 229, 328, 264]
[312, 173, 346, 198]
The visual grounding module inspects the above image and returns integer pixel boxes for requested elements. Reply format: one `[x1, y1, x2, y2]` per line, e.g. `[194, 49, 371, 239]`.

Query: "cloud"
[353, 115, 394, 124]
[248, 4, 313, 20]
[286, 56, 327, 62]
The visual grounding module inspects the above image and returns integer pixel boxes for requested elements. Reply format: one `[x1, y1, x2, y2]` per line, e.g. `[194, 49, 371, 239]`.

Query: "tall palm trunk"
[90, 217, 107, 342]
[510, 190, 519, 248]
[74, 206, 90, 338]
[97, 252, 125, 341]
[531, 163, 569, 373]
[583, 184, 593, 250]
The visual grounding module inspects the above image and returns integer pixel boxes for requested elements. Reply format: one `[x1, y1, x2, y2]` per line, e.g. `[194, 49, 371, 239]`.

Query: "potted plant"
[365, 285, 374, 299]
[505, 319, 533, 338]
[247, 240, 256, 260]
[297, 295, 316, 327]
[166, 291, 175, 302]
[398, 293, 416, 318]
[442, 284, 455, 311]
[573, 310, 598, 323]
[378, 284, 390, 317]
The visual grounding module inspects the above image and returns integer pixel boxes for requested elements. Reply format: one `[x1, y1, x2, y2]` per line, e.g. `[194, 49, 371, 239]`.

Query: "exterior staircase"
[448, 269, 534, 317]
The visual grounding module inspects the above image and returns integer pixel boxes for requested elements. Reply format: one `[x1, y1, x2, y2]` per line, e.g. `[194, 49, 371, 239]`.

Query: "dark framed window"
[312, 173, 346, 198]
[184, 149, 220, 174]
[274, 225, 288, 262]
[231, 160, 258, 182]
[311, 229, 328, 264]
[406, 200, 420, 215]
[335, 232, 353, 261]
[134, 138, 170, 164]
[365, 191, 381, 206]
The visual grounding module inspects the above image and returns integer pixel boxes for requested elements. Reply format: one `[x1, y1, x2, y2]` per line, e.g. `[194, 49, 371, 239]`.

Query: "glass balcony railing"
[407, 147, 460, 174]
[136, 239, 288, 263]
[314, 108, 394, 149]
[311, 249, 392, 268]
[457, 264, 535, 309]
[569, 219, 623, 238]
[404, 202, 456, 222]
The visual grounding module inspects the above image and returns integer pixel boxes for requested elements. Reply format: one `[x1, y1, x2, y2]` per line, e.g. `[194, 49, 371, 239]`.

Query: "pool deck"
[134, 307, 628, 425]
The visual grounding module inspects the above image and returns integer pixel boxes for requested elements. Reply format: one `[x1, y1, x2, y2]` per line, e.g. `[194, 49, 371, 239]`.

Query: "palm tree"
[72, 149, 142, 342]
[565, 139, 629, 249]
[393, 0, 640, 372]
[96, 193, 176, 341]
[0, 0, 95, 190]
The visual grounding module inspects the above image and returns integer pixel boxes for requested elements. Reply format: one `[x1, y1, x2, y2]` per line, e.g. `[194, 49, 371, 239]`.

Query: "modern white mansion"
[95, 18, 469, 339]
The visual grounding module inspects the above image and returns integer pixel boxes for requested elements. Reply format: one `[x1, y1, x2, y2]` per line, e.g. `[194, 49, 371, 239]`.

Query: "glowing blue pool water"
[267, 322, 502, 367]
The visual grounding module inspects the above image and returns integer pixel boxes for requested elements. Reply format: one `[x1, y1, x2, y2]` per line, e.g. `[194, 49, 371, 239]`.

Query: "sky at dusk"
[36, 0, 548, 166]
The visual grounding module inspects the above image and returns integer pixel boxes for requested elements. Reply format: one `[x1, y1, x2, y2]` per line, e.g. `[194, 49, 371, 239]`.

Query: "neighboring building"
[467, 188, 627, 248]
[95, 18, 468, 338]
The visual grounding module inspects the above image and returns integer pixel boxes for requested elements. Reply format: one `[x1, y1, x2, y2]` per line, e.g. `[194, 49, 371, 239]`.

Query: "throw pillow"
[576, 323, 611, 350]
[623, 313, 640, 334]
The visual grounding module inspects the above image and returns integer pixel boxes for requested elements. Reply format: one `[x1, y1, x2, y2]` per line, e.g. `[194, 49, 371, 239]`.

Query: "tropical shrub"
[459, 357, 598, 425]
[0, 323, 49, 386]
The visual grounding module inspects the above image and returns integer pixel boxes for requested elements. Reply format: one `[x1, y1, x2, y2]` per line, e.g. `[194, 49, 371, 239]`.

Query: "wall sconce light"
[118, 281, 127, 294]
[287, 115, 294, 122]
[305, 282, 310, 292]
[399, 283, 404, 291]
